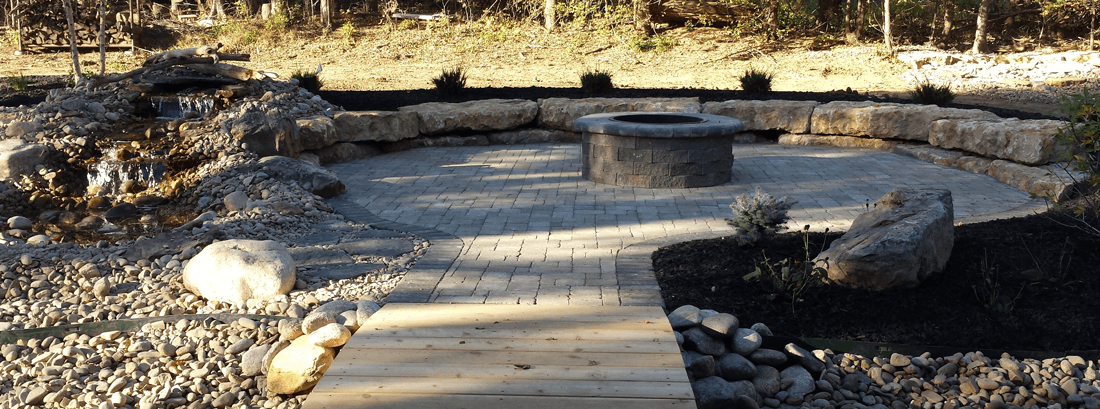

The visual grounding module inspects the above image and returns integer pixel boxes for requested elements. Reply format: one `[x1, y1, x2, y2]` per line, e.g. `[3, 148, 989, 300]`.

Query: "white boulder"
[181, 240, 296, 306]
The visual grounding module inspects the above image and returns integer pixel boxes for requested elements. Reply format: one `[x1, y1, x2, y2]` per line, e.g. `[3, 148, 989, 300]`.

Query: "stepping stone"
[307, 263, 386, 280]
[295, 231, 345, 246]
[348, 230, 406, 240]
[335, 238, 414, 258]
[288, 248, 353, 267]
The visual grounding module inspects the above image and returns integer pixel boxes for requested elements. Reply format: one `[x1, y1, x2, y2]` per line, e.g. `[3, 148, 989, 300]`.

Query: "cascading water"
[149, 95, 215, 120]
[86, 145, 168, 198]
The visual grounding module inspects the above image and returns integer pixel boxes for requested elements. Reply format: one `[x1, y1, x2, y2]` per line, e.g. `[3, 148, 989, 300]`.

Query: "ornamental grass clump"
[580, 68, 614, 94]
[432, 66, 468, 96]
[291, 70, 323, 93]
[739, 68, 773, 94]
[727, 187, 797, 246]
[909, 80, 955, 106]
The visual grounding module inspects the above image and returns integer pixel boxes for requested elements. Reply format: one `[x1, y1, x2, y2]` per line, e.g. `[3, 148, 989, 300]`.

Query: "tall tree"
[63, 0, 82, 85]
[99, 0, 106, 75]
[634, 0, 653, 34]
[766, 0, 779, 40]
[971, 0, 992, 53]
[845, 0, 865, 43]
[883, 0, 893, 54]
[321, 0, 332, 31]
[545, 0, 555, 29]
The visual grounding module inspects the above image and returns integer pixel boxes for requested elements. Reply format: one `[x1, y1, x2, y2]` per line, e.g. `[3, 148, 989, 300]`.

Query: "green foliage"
[629, 34, 676, 52]
[743, 226, 828, 304]
[212, 20, 260, 47]
[5, 74, 28, 91]
[432, 66, 468, 96]
[909, 80, 956, 106]
[555, 0, 632, 31]
[336, 21, 356, 46]
[291, 70, 323, 93]
[579, 68, 614, 94]
[739, 68, 774, 94]
[263, 5, 291, 32]
[1044, 88, 1100, 236]
[726, 187, 797, 246]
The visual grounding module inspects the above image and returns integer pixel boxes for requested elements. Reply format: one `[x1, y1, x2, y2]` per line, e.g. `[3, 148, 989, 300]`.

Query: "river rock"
[928, 118, 1067, 165]
[784, 343, 825, 375]
[693, 376, 735, 409]
[814, 188, 954, 290]
[702, 100, 818, 133]
[730, 328, 762, 355]
[356, 300, 381, 323]
[809, 101, 998, 141]
[752, 365, 782, 397]
[748, 349, 787, 366]
[537, 97, 701, 132]
[181, 239, 296, 306]
[258, 156, 345, 198]
[781, 365, 816, 400]
[296, 115, 339, 150]
[308, 323, 352, 347]
[333, 111, 418, 142]
[668, 304, 703, 329]
[223, 191, 249, 212]
[683, 327, 730, 357]
[241, 344, 271, 377]
[685, 351, 717, 378]
[399, 99, 538, 135]
[717, 353, 758, 381]
[0, 139, 49, 179]
[4, 120, 41, 137]
[266, 335, 336, 395]
[700, 313, 739, 338]
[225, 105, 301, 158]
[7, 216, 31, 230]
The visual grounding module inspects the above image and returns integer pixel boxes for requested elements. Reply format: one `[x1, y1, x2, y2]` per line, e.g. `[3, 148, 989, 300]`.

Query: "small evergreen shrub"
[291, 70, 323, 93]
[580, 68, 613, 94]
[739, 68, 773, 94]
[727, 187, 797, 246]
[629, 34, 676, 53]
[432, 66, 468, 96]
[5, 74, 27, 91]
[909, 80, 955, 106]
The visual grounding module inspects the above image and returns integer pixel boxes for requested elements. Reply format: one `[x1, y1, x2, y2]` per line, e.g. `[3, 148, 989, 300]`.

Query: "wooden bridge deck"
[302, 303, 696, 409]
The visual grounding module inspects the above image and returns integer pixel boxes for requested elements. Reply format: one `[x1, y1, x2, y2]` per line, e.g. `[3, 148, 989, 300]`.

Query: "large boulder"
[0, 139, 49, 180]
[809, 101, 998, 141]
[224, 106, 301, 158]
[537, 97, 701, 132]
[814, 188, 954, 290]
[927, 118, 1068, 165]
[4, 120, 42, 138]
[266, 335, 336, 395]
[333, 111, 418, 142]
[296, 116, 339, 150]
[399, 99, 538, 135]
[702, 100, 818, 133]
[257, 156, 345, 198]
[182, 239, 296, 306]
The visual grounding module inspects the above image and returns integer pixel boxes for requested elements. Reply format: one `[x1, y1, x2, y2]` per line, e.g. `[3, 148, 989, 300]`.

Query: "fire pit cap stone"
[573, 112, 743, 138]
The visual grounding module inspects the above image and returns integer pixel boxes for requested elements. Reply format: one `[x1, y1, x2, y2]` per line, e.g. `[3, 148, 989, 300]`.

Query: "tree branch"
[91, 53, 251, 88]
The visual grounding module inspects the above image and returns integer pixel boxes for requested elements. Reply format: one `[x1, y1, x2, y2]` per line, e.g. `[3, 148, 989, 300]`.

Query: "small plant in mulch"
[739, 68, 773, 94]
[743, 225, 829, 304]
[291, 69, 323, 93]
[909, 80, 956, 106]
[432, 66, 468, 96]
[726, 186, 797, 246]
[580, 68, 613, 94]
[1040, 87, 1100, 236]
[5, 74, 28, 91]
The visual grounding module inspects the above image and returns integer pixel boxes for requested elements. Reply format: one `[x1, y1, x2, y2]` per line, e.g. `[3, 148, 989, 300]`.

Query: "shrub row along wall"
[297, 97, 1078, 199]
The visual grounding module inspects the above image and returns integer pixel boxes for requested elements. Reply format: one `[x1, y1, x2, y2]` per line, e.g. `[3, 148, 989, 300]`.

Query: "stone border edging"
[326, 197, 463, 303]
[0, 314, 284, 344]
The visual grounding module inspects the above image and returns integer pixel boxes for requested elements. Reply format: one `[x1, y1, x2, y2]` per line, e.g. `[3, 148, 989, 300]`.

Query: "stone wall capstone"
[333, 111, 418, 142]
[398, 99, 539, 135]
[702, 100, 818, 133]
[928, 118, 1068, 165]
[537, 97, 701, 132]
[809, 101, 998, 141]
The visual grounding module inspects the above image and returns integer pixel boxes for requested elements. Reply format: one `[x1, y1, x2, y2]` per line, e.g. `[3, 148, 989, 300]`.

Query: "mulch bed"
[652, 208, 1100, 353]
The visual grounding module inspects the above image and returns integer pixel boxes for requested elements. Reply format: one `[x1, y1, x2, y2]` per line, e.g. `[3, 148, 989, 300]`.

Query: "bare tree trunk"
[942, 0, 952, 36]
[545, 0, 555, 29]
[634, 0, 652, 34]
[211, 0, 225, 18]
[766, 0, 779, 40]
[1091, 0, 1096, 50]
[972, 0, 991, 53]
[99, 0, 106, 75]
[929, 0, 939, 44]
[845, 0, 863, 43]
[884, 0, 893, 55]
[321, 0, 332, 31]
[63, 0, 82, 84]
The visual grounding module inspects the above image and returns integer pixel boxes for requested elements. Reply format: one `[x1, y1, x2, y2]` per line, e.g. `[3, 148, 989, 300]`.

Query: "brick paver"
[329, 143, 1045, 306]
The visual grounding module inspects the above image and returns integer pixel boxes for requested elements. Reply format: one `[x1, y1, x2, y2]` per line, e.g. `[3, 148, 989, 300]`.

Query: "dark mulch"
[653, 209, 1100, 354]
[0, 75, 68, 108]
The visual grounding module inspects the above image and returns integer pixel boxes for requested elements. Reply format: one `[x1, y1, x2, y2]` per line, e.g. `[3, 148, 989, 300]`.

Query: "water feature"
[86, 144, 168, 198]
[148, 94, 215, 120]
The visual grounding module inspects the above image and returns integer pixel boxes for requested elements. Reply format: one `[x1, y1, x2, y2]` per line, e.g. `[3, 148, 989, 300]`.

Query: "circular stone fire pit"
[574, 112, 744, 188]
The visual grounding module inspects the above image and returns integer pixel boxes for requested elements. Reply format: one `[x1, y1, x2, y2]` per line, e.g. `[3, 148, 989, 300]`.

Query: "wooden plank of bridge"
[301, 303, 696, 409]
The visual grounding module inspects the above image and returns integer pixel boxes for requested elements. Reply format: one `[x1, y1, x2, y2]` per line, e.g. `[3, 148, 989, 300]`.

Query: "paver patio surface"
[329, 143, 1045, 306]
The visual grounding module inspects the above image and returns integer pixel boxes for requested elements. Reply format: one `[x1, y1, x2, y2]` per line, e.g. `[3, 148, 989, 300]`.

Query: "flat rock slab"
[335, 238, 415, 258]
[348, 230, 406, 240]
[399, 99, 538, 135]
[288, 248, 354, 267]
[294, 231, 345, 247]
[305, 263, 387, 280]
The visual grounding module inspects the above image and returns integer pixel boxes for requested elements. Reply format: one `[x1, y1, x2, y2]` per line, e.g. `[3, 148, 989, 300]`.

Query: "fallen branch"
[90, 53, 252, 88]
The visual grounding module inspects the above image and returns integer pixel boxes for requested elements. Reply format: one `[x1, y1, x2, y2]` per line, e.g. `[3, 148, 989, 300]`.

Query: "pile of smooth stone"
[671, 305, 1100, 409]
[0, 74, 428, 407]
